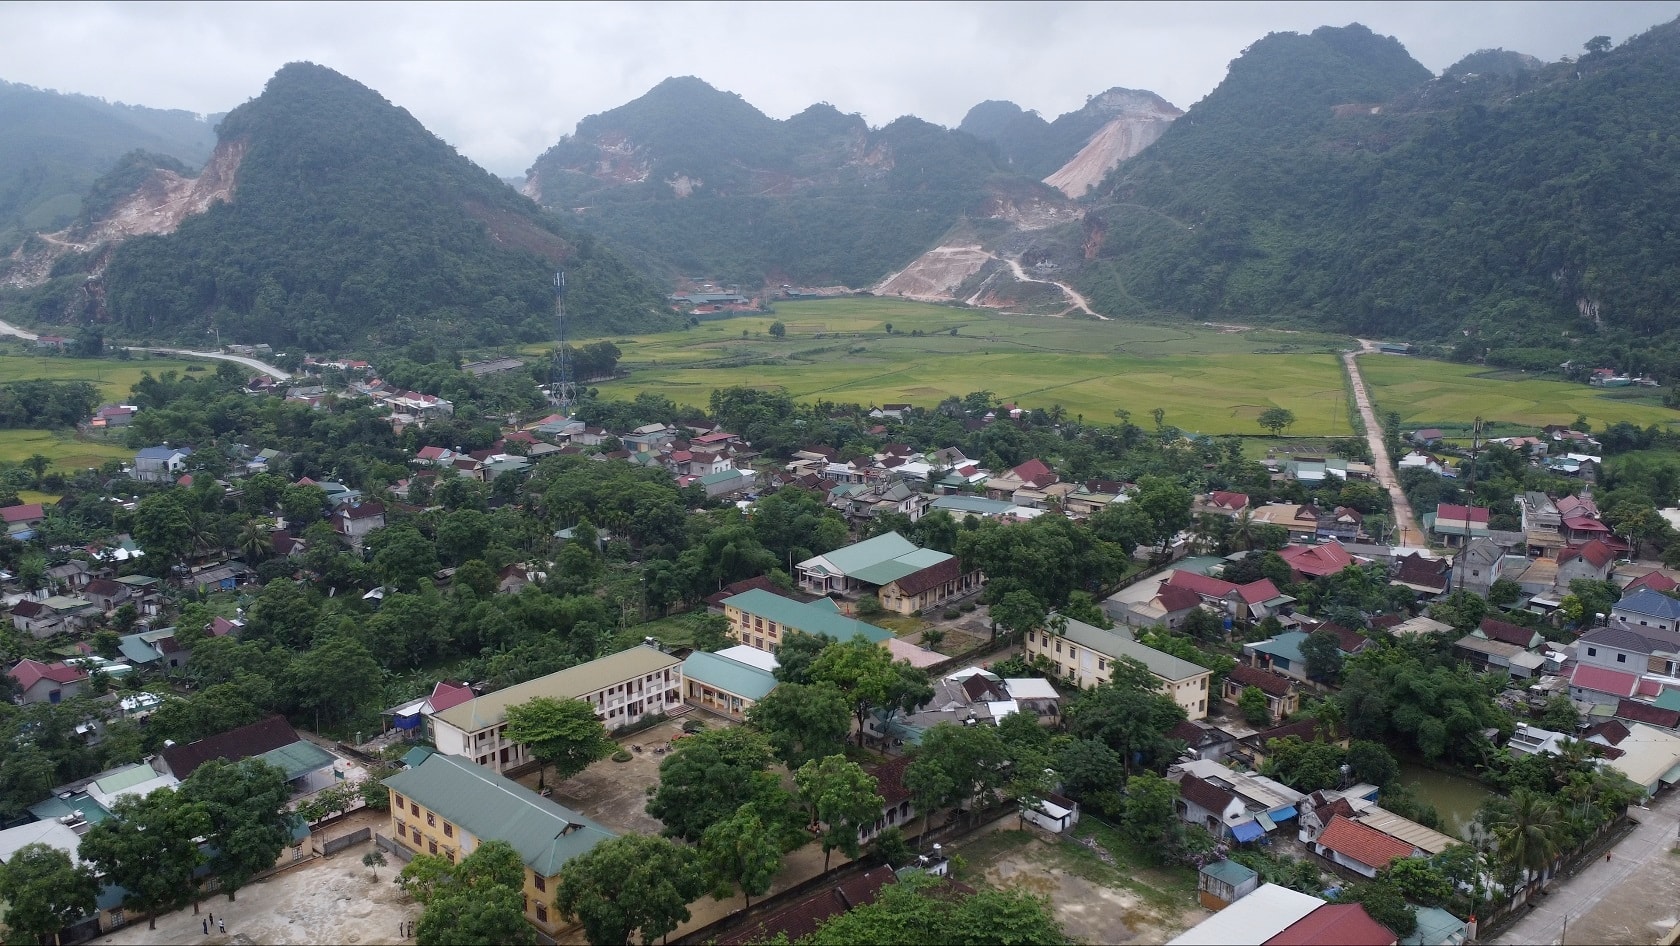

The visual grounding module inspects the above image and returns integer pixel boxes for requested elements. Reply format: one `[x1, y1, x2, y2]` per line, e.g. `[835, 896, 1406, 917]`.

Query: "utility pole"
[1456, 416, 1484, 594]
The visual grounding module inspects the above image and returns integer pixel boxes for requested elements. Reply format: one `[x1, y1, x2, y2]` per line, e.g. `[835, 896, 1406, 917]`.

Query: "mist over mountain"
[0, 79, 218, 252]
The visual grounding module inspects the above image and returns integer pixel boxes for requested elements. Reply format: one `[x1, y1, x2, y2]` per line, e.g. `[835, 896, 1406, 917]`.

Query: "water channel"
[1395, 761, 1495, 840]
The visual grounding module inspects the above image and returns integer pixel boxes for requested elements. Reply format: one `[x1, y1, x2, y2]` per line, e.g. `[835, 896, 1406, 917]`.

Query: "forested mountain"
[1075, 20, 1680, 348]
[9, 63, 675, 349]
[0, 79, 218, 252]
[523, 76, 1040, 287]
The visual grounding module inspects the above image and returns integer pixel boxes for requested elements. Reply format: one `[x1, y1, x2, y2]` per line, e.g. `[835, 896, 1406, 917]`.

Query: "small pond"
[1395, 761, 1495, 840]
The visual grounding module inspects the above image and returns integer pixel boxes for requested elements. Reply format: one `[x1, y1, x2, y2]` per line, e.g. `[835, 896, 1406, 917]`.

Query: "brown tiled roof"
[1156, 585, 1204, 613]
[1626, 571, 1680, 594]
[704, 575, 807, 608]
[1394, 553, 1449, 592]
[720, 866, 897, 945]
[1559, 539, 1615, 570]
[1314, 796, 1357, 824]
[1313, 622, 1369, 654]
[960, 674, 1006, 703]
[1315, 814, 1414, 870]
[892, 557, 964, 596]
[1479, 617, 1539, 647]
[1177, 776, 1238, 816]
[83, 577, 126, 597]
[9, 599, 45, 618]
[1586, 719, 1632, 746]
[869, 754, 913, 807]
[161, 715, 301, 779]
[1615, 699, 1680, 729]
[1227, 664, 1296, 697]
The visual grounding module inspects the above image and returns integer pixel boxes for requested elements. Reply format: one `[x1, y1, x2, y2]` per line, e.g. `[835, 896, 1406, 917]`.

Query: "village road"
[1494, 787, 1680, 945]
[124, 346, 292, 380]
[1345, 340, 1424, 547]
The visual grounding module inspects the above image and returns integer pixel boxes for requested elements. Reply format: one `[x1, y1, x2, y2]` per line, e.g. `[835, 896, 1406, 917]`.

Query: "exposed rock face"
[1043, 90, 1181, 198]
[4, 138, 243, 288]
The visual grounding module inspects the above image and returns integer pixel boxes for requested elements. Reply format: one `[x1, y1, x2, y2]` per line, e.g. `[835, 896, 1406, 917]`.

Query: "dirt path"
[1345, 340, 1424, 547]
[994, 254, 1108, 320]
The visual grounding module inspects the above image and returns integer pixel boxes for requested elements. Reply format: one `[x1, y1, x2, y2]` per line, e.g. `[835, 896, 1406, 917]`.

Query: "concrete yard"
[535, 716, 722, 836]
[91, 828, 417, 946]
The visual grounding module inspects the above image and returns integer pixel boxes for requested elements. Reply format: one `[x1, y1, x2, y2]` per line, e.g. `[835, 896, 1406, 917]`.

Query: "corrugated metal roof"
[721, 589, 892, 645]
[804, 532, 920, 575]
[253, 740, 338, 781]
[682, 650, 779, 701]
[434, 645, 682, 733]
[383, 753, 614, 876]
[1055, 614, 1209, 682]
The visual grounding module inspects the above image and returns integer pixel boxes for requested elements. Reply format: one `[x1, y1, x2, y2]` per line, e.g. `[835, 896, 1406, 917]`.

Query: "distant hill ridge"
[8, 62, 675, 348]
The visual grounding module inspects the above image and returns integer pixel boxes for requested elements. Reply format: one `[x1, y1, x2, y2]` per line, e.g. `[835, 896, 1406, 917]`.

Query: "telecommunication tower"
[553, 270, 577, 415]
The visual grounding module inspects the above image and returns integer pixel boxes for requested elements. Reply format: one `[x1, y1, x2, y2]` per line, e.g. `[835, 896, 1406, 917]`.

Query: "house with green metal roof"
[720, 587, 894, 653]
[384, 753, 615, 939]
[682, 648, 779, 720]
[428, 645, 683, 775]
[1024, 614, 1214, 720]
[794, 531, 983, 615]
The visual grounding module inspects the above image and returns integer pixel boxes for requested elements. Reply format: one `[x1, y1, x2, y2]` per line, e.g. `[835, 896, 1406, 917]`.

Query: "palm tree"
[1490, 789, 1565, 895]
[237, 518, 275, 563]
[1231, 507, 1258, 552]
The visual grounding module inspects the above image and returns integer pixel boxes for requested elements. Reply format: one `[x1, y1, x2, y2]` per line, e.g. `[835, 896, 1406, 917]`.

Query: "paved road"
[0, 316, 38, 340]
[124, 346, 292, 380]
[2, 319, 290, 380]
[1495, 788, 1680, 945]
[1344, 340, 1424, 547]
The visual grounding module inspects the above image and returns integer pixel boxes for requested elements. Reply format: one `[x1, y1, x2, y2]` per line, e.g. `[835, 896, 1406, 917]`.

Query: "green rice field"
[0, 352, 200, 470]
[1359, 356, 1680, 432]
[589, 300, 1359, 436]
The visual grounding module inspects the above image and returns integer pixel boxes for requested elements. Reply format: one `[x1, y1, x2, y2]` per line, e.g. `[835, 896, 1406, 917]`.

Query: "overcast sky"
[3, 1, 1677, 176]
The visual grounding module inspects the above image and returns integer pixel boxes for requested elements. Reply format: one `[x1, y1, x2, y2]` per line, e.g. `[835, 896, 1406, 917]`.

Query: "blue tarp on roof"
[1270, 805, 1298, 821]
[1230, 820, 1264, 842]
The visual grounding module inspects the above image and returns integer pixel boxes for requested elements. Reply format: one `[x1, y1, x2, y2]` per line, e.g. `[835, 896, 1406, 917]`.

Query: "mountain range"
[3, 17, 1679, 356]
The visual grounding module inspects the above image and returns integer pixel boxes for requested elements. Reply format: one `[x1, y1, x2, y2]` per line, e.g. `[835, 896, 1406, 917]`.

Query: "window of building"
[411, 802, 419, 816]
[428, 839, 437, 855]
[1097, 658, 1106, 671]
[1588, 647, 1598, 657]
[536, 903, 549, 923]
[393, 794, 404, 809]
[443, 822, 453, 838]
[412, 827, 422, 843]
[426, 813, 436, 827]
[1055, 642, 1062, 654]
[534, 873, 546, 892]
[1617, 653, 1627, 663]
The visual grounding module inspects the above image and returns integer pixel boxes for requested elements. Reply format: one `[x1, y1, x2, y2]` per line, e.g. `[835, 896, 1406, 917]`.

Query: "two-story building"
[1024, 614, 1212, 720]
[718, 588, 893, 653]
[428, 645, 682, 774]
[1612, 588, 1680, 634]
[1222, 664, 1300, 723]
[384, 753, 615, 939]
[132, 445, 193, 483]
[1568, 621, 1680, 706]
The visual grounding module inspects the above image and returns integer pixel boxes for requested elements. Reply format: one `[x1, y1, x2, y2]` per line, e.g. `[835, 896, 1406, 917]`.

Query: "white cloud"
[2, 0, 1676, 175]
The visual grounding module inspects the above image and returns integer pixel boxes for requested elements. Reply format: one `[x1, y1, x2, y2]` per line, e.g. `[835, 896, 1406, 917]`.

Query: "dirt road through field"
[1345, 340, 1424, 547]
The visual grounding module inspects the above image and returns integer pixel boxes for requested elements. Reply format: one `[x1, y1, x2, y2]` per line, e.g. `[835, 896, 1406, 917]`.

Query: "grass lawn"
[1360, 356, 1680, 432]
[0, 352, 205, 402]
[0, 429, 133, 471]
[15, 489, 61, 505]
[589, 301, 1358, 436]
[868, 614, 929, 637]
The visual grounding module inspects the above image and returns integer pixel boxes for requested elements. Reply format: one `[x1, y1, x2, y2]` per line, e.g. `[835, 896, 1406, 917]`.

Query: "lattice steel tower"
[553, 270, 577, 415]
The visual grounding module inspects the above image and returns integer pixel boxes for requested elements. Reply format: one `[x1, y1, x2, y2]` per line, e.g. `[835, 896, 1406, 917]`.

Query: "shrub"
[682, 719, 707, 734]
[960, 603, 977, 612]
[612, 749, 632, 763]
[942, 609, 960, 620]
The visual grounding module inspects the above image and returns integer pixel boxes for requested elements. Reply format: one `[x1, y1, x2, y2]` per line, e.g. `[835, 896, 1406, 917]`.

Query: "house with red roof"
[8, 658, 90, 704]
[1312, 814, 1420, 877]
[1277, 541, 1356, 580]
[1222, 664, 1300, 721]
[1201, 491, 1250, 515]
[1623, 570, 1680, 596]
[334, 501, 386, 545]
[1265, 903, 1397, 946]
[2, 502, 47, 538]
[1557, 539, 1616, 585]
[1164, 570, 1292, 622]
